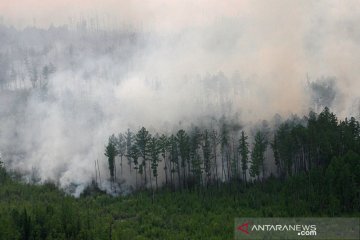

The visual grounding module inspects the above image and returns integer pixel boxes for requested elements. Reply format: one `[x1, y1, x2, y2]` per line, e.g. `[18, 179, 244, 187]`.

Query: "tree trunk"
[120, 155, 123, 175]
[148, 161, 152, 189]
[177, 163, 181, 190]
[163, 152, 168, 185]
[155, 176, 158, 190]
[143, 158, 147, 185]
[214, 145, 218, 183]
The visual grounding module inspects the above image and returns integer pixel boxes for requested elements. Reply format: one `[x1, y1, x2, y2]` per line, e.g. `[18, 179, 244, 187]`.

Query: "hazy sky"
[0, 0, 243, 30]
[1, 1, 357, 30]
[2, 0, 360, 121]
[2, 0, 360, 129]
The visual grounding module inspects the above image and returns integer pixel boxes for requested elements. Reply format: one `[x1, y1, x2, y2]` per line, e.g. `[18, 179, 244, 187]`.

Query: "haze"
[0, 0, 359, 195]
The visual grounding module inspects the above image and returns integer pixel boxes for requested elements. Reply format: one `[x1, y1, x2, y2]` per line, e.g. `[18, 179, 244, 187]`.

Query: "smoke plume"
[0, 0, 359, 195]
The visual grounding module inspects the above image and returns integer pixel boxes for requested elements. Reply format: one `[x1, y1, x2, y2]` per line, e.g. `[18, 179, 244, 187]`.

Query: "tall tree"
[270, 133, 280, 176]
[210, 129, 219, 182]
[202, 129, 212, 186]
[190, 126, 203, 187]
[230, 123, 242, 181]
[135, 127, 151, 186]
[169, 134, 180, 189]
[275, 122, 295, 177]
[128, 144, 139, 188]
[176, 129, 190, 188]
[116, 133, 126, 176]
[317, 107, 338, 165]
[238, 131, 250, 182]
[104, 135, 117, 183]
[125, 129, 134, 173]
[158, 134, 170, 186]
[149, 136, 161, 189]
[250, 130, 268, 181]
[219, 118, 230, 181]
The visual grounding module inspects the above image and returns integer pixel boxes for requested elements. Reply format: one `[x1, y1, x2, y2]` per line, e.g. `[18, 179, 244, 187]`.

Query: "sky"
[3, 0, 356, 94]
[0, 0, 243, 30]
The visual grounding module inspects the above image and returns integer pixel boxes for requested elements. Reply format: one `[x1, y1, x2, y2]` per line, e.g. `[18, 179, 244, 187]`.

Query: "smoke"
[0, 0, 360, 195]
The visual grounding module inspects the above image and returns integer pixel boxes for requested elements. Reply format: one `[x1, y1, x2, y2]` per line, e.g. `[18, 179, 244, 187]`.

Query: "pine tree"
[230, 123, 242, 181]
[250, 130, 267, 181]
[176, 129, 190, 188]
[128, 143, 139, 188]
[116, 133, 126, 176]
[135, 127, 151, 186]
[271, 134, 280, 176]
[210, 129, 219, 182]
[276, 123, 294, 177]
[190, 127, 203, 187]
[220, 118, 230, 181]
[202, 129, 212, 186]
[104, 135, 117, 183]
[149, 136, 161, 189]
[169, 134, 180, 189]
[238, 131, 250, 182]
[317, 107, 338, 165]
[125, 129, 134, 173]
[158, 134, 170, 186]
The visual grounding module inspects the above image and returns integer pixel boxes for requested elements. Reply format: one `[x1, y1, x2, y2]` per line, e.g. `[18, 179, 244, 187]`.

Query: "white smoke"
[0, 0, 360, 194]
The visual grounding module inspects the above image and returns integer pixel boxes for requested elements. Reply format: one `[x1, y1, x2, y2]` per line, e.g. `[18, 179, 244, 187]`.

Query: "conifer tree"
[158, 134, 170, 185]
[116, 133, 126, 176]
[238, 131, 250, 182]
[135, 127, 151, 186]
[128, 144, 139, 188]
[104, 135, 117, 183]
[271, 134, 280, 176]
[210, 129, 219, 182]
[190, 126, 203, 187]
[176, 129, 190, 188]
[149, 136, 161, 189]
[220, 118, 230, 181]
[250, 131, 267, 181]
[125, 129, 134, 173]
[169, 134, 180, 188]
[202, 129, 212, 185]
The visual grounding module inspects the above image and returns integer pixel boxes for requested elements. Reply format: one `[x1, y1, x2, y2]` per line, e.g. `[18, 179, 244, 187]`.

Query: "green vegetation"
[0, 107, 359, 239]
[106, 107, 360, 193]
[0, 163, 359, 240]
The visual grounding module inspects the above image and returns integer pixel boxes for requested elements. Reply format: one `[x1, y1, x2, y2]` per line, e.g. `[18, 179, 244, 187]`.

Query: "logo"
[237, 222, 250, 234]
[235, 218, 359, 240]
[236, 221, 316, 236]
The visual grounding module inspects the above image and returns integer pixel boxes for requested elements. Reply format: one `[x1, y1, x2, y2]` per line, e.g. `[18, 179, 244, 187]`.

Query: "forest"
[103, 107, 360, 194]
[1, 2, 360, 238]
[0, 107, 359, 239]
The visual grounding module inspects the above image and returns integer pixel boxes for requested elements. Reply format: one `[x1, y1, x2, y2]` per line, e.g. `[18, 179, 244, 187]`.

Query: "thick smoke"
[0, 1, 360, 195]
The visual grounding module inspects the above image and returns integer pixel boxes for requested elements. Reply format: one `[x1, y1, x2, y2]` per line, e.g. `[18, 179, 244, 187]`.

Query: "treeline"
[105, 107, 360, 198]
[0, 24, 142, 90]
[0, 106, 359, 239]
[104, 120, 256, 191]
